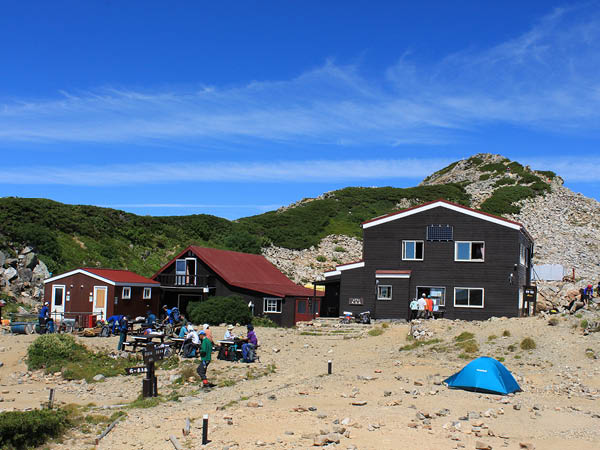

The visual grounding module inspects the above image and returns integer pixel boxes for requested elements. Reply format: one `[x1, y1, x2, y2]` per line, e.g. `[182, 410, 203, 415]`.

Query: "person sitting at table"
[178, 321, 189, 338]
[203, 324, 213, 343]
[224, 325, 235, 340]
[182, 325, 200, 358]
[38, 302, 50, 331]
[145, 310, 156, 327]
[241, 324, 258, 363]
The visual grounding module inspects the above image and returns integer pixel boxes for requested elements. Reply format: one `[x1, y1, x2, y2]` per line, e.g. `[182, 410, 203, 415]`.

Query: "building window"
[143, 287, 152, 299]
[519, 244, 527, 266]
[122, 287, 131, 299]
[377, 285, 392, 300]
[454, 287, 484, 308]
[402, 240, 424, 260]
[263, 297, 282, 313]
[416, 286, 446, 307]
[455, 241, 484, 262]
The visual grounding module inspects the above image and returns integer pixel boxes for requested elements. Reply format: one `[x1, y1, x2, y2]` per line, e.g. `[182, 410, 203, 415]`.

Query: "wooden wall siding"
[44, 273, 115, 318]
[335, 206, 536, 321]
[375, 278, 411, 319]
[113, 286, 159, 318]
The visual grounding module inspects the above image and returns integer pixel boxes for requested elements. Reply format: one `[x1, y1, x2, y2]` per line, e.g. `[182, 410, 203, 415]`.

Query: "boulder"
[32, 261, 50, 283]
[22, 252, 38, 270]
[2, 267, 17, 283]
[17, 268, 33, 283]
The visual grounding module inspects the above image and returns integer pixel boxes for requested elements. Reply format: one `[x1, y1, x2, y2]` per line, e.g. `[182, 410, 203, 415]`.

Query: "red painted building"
[43, 268, 160, 325]
[153, 246, 322, 327]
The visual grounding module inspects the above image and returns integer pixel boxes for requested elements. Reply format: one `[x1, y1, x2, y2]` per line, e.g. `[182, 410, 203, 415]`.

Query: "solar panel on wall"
[426, 225, 453, 241]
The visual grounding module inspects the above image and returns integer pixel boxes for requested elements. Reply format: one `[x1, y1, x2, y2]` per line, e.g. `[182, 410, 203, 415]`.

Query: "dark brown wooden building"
[43, 268, 160, 325]
[152, 246, 322, 327]
[321, 199, 534, 321]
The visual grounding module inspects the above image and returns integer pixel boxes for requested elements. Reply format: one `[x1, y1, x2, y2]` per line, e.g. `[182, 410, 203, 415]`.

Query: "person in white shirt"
[224, 325, 235, 340]
[417, 294, 427, 319]
[186, 325, 200, 345]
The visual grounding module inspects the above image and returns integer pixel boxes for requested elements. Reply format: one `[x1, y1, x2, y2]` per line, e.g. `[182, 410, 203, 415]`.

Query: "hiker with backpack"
[241, 324, 258, 363]
[117, 315, 129, 351]
[196, 330, 212, 387]
[182, 325, 200, 358]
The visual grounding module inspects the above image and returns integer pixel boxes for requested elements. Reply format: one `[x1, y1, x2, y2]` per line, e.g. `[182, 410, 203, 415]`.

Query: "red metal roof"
[83, 268, 159, 285]
[154, 246, 321, 298]
[361, 198, 525, 227]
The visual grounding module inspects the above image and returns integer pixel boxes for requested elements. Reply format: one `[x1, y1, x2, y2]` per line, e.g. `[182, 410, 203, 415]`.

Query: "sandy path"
[1, 313, 599, 449]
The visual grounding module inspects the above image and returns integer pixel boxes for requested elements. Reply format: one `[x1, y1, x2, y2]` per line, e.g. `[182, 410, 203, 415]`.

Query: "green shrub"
[520, 337, 536, 350]
[537, 170, 556, 180]
[479, 173, 491, 181]
[252, 316, 279, 328]
[456, 340, 479, 353]
[333, 246, 346, 252]
[479, 162, 506, 173]
[316, 255, 327, 262]
[368, 328, 384, 336]
[0, 408, 71, 449]
[580, 320, 589, 329]
[480, 185, 537, 215]
[187, 296, 252, 326]
[502, 330, 511, 337]
[455, 332, 475, 342]
[487, 335, 498, 341]
[27, 334, 87, 372]
[27, 334, 140, 381]
[467, 156, 484, 167]
[507, 344, 516, 352]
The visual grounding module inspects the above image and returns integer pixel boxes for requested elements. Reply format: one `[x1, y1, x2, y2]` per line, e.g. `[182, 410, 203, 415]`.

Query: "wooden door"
[93, 286, 108, 319]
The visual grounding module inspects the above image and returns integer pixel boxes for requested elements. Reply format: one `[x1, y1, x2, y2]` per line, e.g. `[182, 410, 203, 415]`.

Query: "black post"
[48, 388, 55, 409]
[327, 360, 332, 375]
[202, 414, 209, 445]
[142, 343, 159, 398]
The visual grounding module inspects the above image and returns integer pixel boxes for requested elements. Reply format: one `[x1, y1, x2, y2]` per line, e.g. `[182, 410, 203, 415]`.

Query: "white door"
[51, 285, 66, 321]
[93, 286, 108, 319]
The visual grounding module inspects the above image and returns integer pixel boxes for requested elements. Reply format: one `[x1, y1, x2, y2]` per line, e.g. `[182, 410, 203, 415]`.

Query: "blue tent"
[444, 357, 521, 395]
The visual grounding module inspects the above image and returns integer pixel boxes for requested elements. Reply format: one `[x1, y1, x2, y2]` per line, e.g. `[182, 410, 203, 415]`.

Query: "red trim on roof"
[361, 199, 525, 227]
[375, 270, 412, 274]
[335, 259, 364, 268]
[82, 268, 159, 284]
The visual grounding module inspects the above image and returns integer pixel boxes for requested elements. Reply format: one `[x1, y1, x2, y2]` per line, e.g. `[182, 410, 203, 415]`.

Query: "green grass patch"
[456, 340, 479, 354]
[316, 255, 327, 262]
[27, 334, 141, 382]
[479, 173, 491, 181]
[487, 335, 498, 341]
[507, 344, 516, 352]
[399, 338, 443, 351]
[454, 332, 475, 342]
[580, 320, 589, 329]
[494, 177, 516, 187]
[252, 316, 280, 328]
[0, 408, 73, 450]
[502, 330, 511, 337]
[368, 327, 385, 337]
[520, 337, 536, 350]
[127, 395, 162, 409]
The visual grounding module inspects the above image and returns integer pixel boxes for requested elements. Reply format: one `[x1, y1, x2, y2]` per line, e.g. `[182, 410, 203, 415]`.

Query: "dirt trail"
[1, 314, 599, 449]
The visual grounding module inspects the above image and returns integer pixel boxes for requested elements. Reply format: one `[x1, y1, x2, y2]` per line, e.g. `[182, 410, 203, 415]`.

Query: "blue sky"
[1, 1, 599, 219]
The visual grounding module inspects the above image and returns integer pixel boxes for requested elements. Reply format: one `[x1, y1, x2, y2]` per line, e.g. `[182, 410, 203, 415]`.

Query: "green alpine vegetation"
[0, 184, 469, 275]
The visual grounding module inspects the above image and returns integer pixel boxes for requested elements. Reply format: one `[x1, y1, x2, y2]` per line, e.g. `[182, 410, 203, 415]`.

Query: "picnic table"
[122, 333, 166, 352]
[167, 337, 186, 352]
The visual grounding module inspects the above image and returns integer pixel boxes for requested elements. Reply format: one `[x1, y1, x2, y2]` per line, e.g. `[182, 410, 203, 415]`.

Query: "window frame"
[122, 287, 131, 299]
[143, 287, 152, 300]
[454, 241, 485, 262]
[263, 297, 282, 314]
[377, 285, 392, 300]
[519, 244, 527, 266]
[416, 286, 446, 307]
[402, 240, 424, 261]
[453, 287, 485, 308]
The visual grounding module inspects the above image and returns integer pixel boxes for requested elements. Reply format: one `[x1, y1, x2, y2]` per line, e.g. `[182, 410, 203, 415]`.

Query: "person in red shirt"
[425, 295, 434, 319]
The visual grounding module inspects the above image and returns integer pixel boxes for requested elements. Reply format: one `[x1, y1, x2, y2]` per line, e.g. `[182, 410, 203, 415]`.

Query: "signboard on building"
[349, 297, 364, 305]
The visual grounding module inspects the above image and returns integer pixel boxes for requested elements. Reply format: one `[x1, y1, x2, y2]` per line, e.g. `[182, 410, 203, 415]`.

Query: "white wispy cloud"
[0, 158, 452, 186]
[1, 5, 600, 145]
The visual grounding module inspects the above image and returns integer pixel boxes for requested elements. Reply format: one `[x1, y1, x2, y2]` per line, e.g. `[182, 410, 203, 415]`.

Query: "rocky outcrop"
[0, 246, 50, 304]
[263, 235, 362, 284]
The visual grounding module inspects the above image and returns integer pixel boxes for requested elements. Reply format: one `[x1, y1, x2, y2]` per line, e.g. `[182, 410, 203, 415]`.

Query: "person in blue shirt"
[145, 310, 157, 327]
[162, 305, 173, 324]
[38, 302, 49, 323]
[117, 315, 129, 351]
[107, 315, 124, 335]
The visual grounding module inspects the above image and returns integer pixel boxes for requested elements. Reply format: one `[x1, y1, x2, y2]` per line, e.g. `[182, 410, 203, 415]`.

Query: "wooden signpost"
[141, 343, 166, 397]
